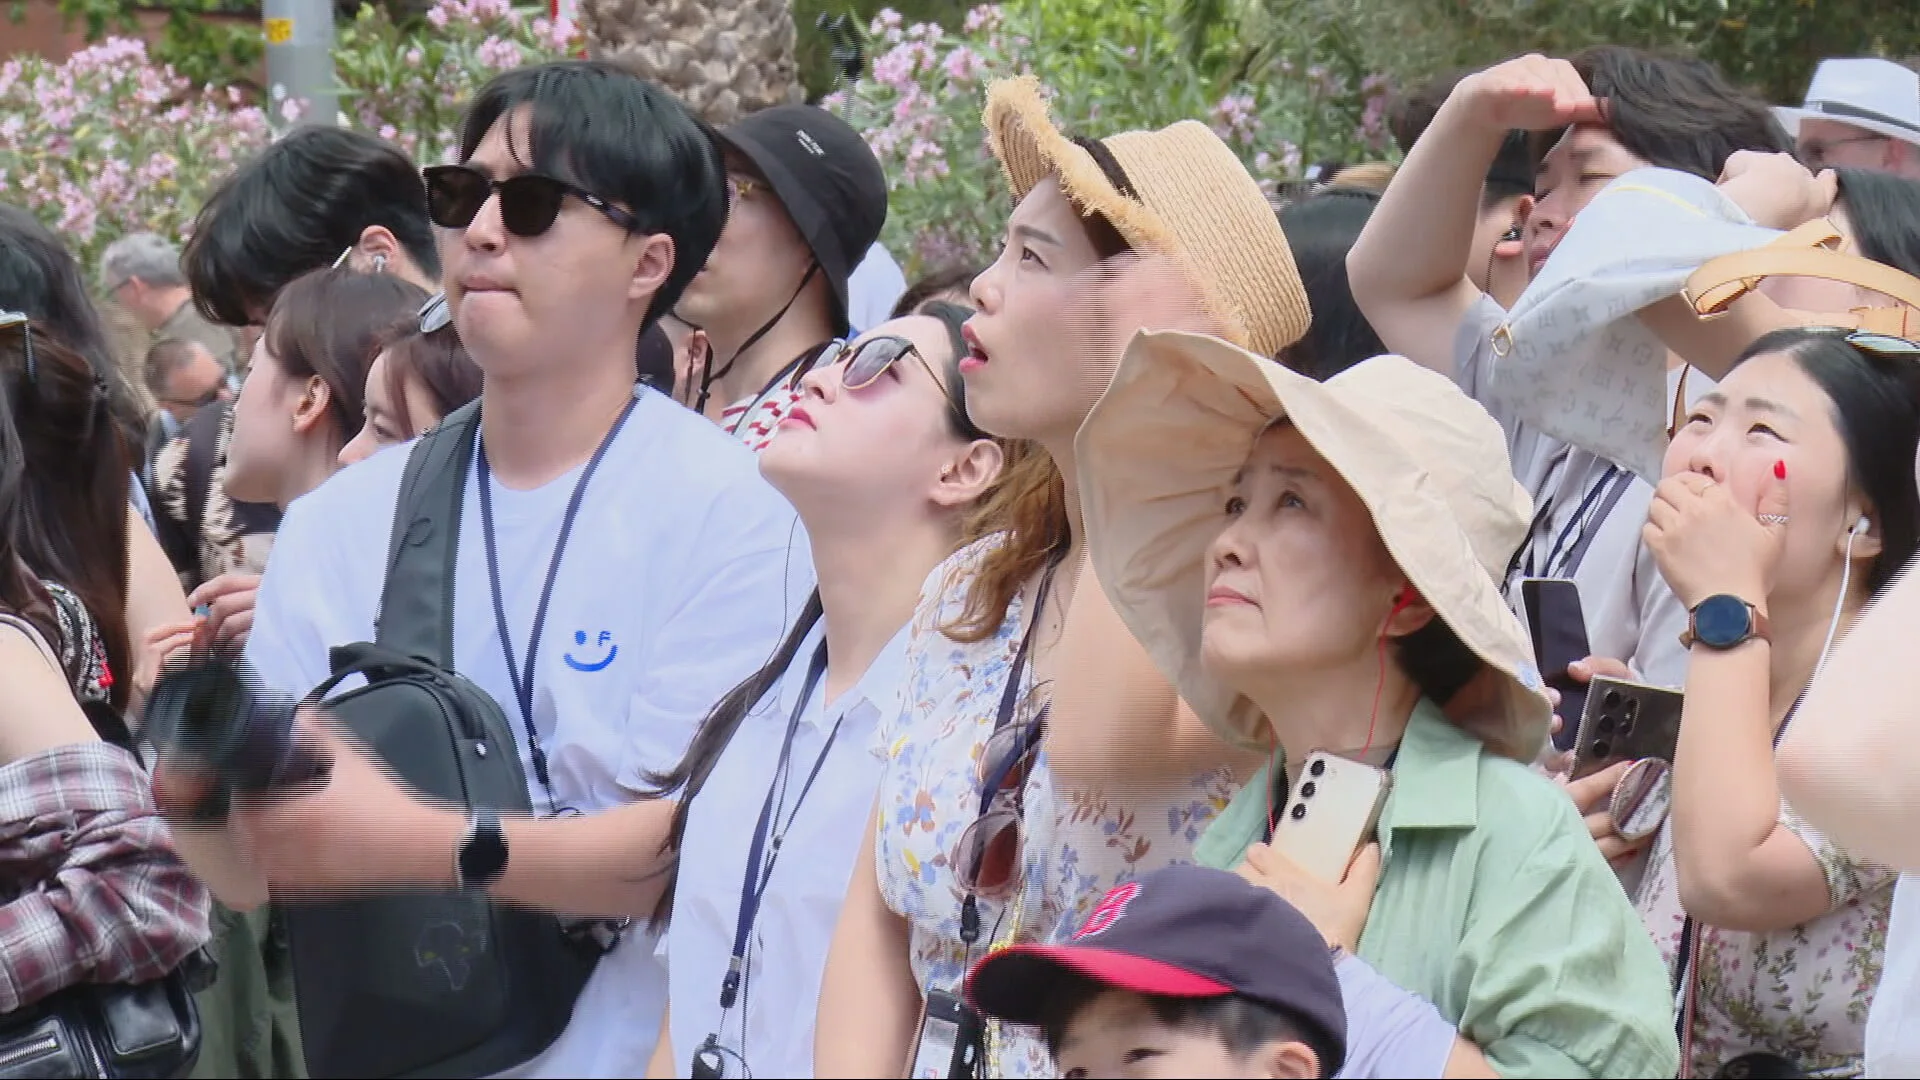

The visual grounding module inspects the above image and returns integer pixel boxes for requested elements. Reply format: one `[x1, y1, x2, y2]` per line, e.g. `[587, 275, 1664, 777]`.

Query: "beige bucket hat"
[983, 76, 1311, 359]
[1078, 330, 1552, 763]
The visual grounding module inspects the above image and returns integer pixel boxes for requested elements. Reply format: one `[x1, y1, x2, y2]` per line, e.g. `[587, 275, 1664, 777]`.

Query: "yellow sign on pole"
[264, 17, 294, 44]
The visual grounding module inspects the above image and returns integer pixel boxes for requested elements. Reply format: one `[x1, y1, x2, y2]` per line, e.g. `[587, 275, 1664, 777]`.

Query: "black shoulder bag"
[282, 402, 603, 1079]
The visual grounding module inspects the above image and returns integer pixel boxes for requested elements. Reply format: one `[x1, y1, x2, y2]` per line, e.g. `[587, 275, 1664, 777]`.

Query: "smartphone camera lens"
[1299, 781, 1316, 800]
[1591, 739, 1612, 759]
[1309, 759, 1326, 777]
[1624, 698, 1640, 722]
[1598, 716, 1616, 734]
[1620, 716, 1636, 735]
[1603, 689, 1623, 709]
[1290, 803, 1307, 821]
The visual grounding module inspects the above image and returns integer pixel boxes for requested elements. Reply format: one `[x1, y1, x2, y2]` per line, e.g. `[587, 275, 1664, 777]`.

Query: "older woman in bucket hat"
[814, 77, 1310, 1078]
[1076, 330, 1680, 1078]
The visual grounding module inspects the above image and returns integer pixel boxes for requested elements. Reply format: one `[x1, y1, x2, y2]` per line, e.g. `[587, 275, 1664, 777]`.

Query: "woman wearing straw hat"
[1075, 331, 1680, 1078]
[814, 77, 1311, 1078]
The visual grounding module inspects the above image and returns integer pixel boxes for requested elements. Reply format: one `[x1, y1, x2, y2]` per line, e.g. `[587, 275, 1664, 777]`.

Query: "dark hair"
[377, 326, 482, 434]
[459, 61, 730, 330]
[1035, 978, 1330, 1078]
[184, 127, 439, 328]
[263, 268, 429, 445]
[636, 322, 675, 394]
[915, 300, 989, 440]
[1276, 190, 1388, 380]
[0, 323, 133, 710]
[1733, 328, 1920, 595]
[0, 203, 150, 456]
[1833, 168, 1920, 277]
[891, 262, 982, 320]
[1541, 47, 1789, 182]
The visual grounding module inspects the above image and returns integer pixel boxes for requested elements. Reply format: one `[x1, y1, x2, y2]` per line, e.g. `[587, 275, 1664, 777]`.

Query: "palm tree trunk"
[581, 0, 803, 126]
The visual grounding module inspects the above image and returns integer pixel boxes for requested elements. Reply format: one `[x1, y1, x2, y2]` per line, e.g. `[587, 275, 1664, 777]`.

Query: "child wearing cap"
[966, 866, 1349, 1079]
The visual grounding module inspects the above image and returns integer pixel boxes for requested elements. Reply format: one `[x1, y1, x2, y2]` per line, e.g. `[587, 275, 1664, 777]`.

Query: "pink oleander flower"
[477, 36, 523, 71]
[962, 5, 1001, 34]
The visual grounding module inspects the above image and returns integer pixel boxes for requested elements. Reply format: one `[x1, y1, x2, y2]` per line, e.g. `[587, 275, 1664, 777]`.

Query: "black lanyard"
[1506, 460, 1629, 585]
[716, 640, 844, 1013]
[477, 393, 639, 815]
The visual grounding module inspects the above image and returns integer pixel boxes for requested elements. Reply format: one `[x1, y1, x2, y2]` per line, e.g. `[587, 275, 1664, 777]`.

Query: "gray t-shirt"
[1453, 295, 1697, 690]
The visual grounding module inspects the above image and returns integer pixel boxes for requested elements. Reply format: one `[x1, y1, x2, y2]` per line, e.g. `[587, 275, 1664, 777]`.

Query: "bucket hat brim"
[1077, 330, 1551, 763]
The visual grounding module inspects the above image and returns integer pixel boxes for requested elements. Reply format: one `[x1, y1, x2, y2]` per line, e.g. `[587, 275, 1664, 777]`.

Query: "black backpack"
[283, 402, 602, 1078]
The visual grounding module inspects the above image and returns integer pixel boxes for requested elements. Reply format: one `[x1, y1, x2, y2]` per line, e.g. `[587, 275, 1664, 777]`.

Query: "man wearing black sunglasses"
[178, 61, 807, 1080]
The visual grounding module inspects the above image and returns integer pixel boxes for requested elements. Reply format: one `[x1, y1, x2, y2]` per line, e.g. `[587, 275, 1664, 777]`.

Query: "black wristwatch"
[1679, 594, 1771, 651]
[454, 810, 508, 893]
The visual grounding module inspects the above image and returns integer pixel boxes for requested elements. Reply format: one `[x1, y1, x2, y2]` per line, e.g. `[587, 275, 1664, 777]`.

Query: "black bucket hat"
[717, 105, 889, 334]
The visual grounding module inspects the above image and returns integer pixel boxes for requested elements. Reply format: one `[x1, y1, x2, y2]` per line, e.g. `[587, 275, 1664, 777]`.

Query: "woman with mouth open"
[814, 76, 1316, 1078]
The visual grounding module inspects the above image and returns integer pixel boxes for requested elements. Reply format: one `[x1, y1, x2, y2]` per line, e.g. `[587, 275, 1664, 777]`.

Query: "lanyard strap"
[1507, 458, 1627, 585]
[973, 565, 1056, 819]
[477, 393, 640, 814]
[718, 640, 841, 1012]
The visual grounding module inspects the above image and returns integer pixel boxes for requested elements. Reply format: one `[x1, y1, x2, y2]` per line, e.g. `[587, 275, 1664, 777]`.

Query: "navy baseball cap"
[964, 865, 1347, 1073]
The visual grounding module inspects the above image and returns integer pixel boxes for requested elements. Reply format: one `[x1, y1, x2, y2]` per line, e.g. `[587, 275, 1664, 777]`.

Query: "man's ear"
[628, 234, 676, 306]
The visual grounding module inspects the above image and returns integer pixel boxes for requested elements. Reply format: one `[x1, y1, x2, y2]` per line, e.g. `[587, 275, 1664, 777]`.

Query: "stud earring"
[372, 254, 388, 274]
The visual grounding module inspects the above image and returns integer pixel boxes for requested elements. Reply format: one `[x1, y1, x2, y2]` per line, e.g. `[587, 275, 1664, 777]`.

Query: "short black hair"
[1035, 978, 1332, 1078]
[183, 126, 439, 327]
[458, 61, 729, 330]
[1543, 47, 1789, 182]
[1833, 168, 1920, 278]
[1276, 190, 1388, 380]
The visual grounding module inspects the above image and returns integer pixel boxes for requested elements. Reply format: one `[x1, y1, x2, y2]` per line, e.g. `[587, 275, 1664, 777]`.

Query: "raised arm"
[1350, 55, 1603, 376]
[1046, 551, 1262, 791]
[1780, 560, 1920, 869]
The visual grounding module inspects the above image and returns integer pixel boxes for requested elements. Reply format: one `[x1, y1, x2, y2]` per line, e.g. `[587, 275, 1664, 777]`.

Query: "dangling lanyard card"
[907, 990, 983, 1080]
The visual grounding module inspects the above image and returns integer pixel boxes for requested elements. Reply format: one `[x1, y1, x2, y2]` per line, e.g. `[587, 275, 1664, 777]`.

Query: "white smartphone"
[1270, 751, 1393, 882]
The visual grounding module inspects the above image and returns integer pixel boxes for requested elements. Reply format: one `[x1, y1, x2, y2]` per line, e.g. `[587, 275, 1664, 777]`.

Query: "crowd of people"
[3, 40, 1920, 1080]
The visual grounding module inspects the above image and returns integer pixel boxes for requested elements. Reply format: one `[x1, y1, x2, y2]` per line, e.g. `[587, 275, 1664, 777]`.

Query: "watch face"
[1694, 595, 1752, 648]
[460, 818, 508, 884]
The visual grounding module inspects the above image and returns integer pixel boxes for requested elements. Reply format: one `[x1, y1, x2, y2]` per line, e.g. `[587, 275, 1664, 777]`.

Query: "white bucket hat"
[1774, 58, 1920, 148]
[1078, 330, 1552, 763]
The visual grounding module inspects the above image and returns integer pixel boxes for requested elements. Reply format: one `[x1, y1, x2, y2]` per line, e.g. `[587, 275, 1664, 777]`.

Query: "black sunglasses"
[0, 311, 35, 384]
[791, 335, 985, 438]
[422, 164, 642, 237]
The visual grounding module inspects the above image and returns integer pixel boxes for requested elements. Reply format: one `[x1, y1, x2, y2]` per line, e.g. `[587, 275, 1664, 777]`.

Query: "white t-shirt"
[245, 385, 811, 1078]
[658, 619, 907, 1078]
[1455, 295, 1704, 690]
[1870, 875, 1920, 1077]
[848, 243, 908, 334]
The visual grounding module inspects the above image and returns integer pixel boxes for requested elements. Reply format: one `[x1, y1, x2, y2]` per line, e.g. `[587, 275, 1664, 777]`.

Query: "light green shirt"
[1196, 699, 1679, 1079]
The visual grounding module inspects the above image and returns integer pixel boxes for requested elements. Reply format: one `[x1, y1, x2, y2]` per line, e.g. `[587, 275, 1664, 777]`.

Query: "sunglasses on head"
[422, 164, 642, 238]
[791, 335, 986, 438]
[0, 311, 35, 384]
[1836, 329, 1920, 359]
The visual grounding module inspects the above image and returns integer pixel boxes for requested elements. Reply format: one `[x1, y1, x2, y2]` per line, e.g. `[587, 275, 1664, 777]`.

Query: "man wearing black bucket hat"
[673, 103, 889, 449]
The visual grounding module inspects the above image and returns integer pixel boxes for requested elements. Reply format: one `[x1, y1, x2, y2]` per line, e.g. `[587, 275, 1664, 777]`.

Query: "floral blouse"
[1638, 799, 1895, 1078]
[871, 537, 1238, 1078]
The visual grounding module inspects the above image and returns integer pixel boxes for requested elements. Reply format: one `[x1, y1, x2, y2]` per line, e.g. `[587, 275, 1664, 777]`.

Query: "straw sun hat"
[983, 76, 1311, 359]
[1078, 330, 1553, 764]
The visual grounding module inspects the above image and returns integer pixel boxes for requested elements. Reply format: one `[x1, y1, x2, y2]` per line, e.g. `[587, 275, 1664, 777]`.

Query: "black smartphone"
[1570, 676, 1686, 781]
[1521, 578, 1592, 752]
[907, 990, 982, 1080]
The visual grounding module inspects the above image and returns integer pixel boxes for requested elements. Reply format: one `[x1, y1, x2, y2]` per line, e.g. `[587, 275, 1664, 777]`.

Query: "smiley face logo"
[563, 630, 618, 672]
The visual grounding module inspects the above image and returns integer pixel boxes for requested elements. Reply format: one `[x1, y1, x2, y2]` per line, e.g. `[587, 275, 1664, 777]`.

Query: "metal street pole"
[262, 0, 338, 127]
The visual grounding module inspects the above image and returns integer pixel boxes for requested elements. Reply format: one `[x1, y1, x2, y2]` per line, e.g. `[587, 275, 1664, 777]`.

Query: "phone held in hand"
[1521, 577, 1591, 752]
[1270, 751, 1393, 882]
[1569, 675, 1684, 781]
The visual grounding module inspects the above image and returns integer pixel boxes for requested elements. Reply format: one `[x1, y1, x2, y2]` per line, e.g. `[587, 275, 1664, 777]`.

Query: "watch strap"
[454, 809, 506, 892]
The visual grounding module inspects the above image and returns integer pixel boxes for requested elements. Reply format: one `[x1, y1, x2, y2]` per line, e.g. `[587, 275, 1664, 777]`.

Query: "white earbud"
[1853, 515, 1871, 536]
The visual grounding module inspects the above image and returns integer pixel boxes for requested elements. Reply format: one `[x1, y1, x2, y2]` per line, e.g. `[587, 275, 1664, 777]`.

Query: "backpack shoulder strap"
[374, 400, 482, 667]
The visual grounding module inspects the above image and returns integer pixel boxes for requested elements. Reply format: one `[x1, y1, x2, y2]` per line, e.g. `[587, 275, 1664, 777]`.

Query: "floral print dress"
[872, 537, 1238, 1078]
[1638, 798, 1894, 1078]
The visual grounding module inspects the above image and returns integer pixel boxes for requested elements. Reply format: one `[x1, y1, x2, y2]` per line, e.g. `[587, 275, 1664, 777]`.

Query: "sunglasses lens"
[977, 722, 1035, 793]
[844, 338, 911, 389]
[953, 807, 1022, 897]
[424, 167, 488, 229]
[498, 176, 568, 237]
[1851, 332, 1920, 356]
